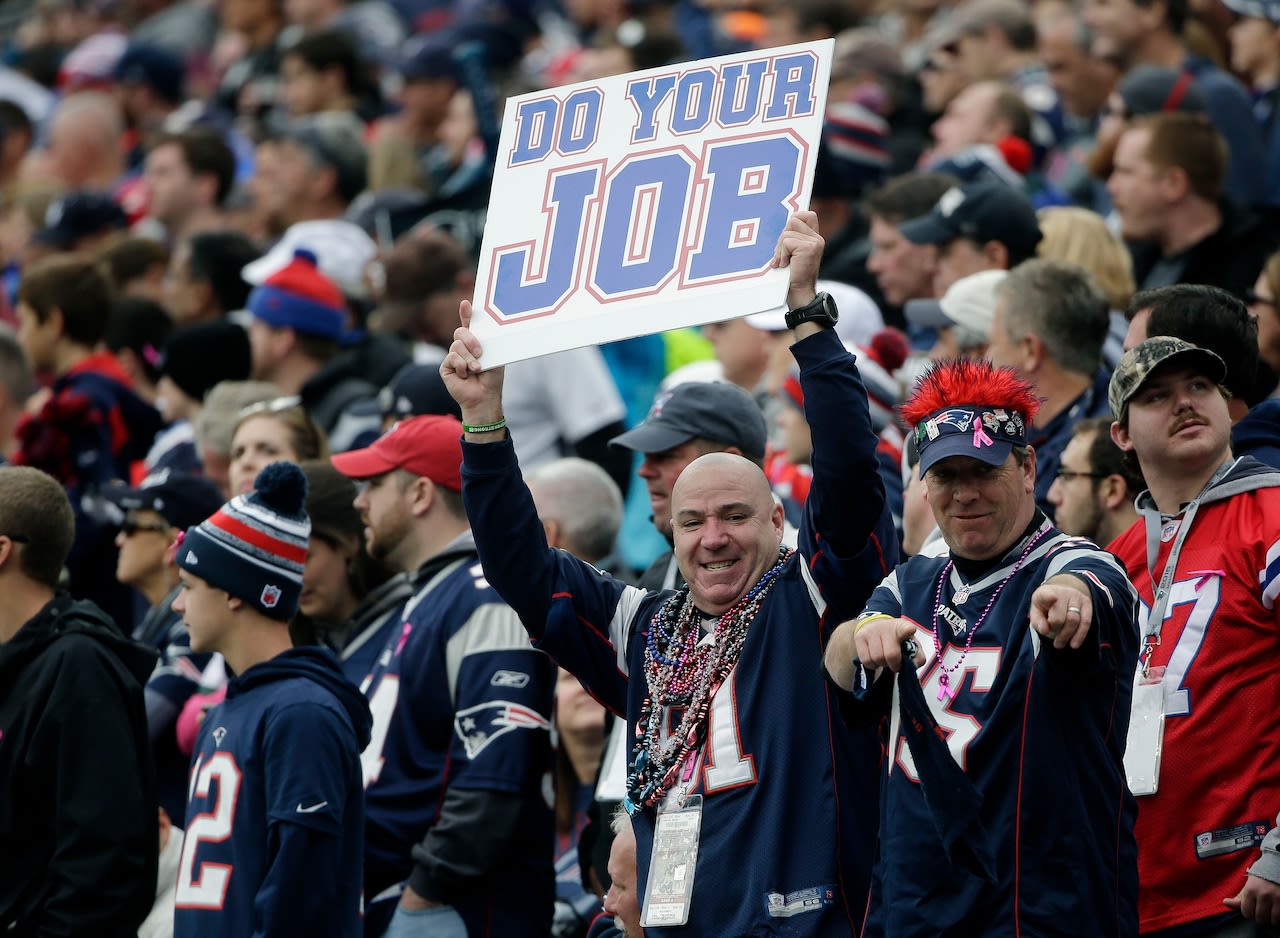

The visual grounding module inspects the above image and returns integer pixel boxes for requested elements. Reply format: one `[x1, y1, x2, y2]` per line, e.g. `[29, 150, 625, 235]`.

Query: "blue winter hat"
[176, 462, 311, 621]
[245, 248, 347, 341]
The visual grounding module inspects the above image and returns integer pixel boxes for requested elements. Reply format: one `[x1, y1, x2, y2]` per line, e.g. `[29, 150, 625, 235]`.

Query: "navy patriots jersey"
[855, 522, 1140, 936]
[174, 647, 370, 938]
[360, 540, 556, 936]
[462, 328, 898, 936]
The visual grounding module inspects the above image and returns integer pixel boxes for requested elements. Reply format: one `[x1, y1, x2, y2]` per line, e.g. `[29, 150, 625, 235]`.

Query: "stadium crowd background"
[2, 0, 1280, 934]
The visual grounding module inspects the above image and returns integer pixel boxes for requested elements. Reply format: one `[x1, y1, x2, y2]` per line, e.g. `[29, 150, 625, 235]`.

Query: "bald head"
[48, 92, 125, 188]
[671, 452, 785, 615]
[672, 452, 773, 508]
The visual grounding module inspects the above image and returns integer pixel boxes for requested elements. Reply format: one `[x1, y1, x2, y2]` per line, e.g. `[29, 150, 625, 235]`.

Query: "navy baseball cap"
[899, 180, 1041, 259]
[610, 382, 767, 460]
[913, 405, 1029, 477]
[398, 35, 460, 82]
[101, 468, 225, 531]
[378, 362, 461, 422]
[113, 43, 184, 103]
[34, 192, 128, 249]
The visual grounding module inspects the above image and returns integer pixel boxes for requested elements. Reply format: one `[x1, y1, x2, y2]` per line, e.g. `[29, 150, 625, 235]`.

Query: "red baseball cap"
[329, 415, 464, 491]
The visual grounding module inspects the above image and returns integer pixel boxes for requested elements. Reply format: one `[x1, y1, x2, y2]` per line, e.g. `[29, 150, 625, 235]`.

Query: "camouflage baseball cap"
[1108, 336, 1227, 420]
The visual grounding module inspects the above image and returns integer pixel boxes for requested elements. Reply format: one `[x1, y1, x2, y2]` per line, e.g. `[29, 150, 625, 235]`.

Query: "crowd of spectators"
[2, 0, 1280, 934]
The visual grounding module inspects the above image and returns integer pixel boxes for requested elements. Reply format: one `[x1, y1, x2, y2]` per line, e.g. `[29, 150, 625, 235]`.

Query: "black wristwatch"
[784, 291, 839, 331]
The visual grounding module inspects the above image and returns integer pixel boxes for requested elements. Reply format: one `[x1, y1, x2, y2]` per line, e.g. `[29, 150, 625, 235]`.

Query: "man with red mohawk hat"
[826, 359, 1141, 936]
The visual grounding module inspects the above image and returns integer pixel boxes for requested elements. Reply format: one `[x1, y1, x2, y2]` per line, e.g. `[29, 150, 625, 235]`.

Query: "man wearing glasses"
[1045, 415, 1142, 545]
[0, 465, 159, 936]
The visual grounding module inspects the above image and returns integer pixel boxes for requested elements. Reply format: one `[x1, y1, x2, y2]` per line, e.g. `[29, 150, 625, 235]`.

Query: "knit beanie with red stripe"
[176, 462, 311, 621]
[246, 248, 347, 341]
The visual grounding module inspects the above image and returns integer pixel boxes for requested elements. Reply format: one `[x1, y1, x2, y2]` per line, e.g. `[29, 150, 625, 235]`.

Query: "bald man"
[443, 211, 898, 935]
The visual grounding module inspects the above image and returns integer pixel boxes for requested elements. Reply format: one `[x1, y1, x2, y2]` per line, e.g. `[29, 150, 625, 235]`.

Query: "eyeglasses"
[1, 533, 29, 543]
[1055, 469, 1107, 483]
[121, 518, 172, 537]
[1244, 289, 1277, 308]
[237, 395, 303, 419]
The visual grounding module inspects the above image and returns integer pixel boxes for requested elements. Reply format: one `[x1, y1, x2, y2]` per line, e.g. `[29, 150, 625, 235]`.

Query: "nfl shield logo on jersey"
[261, 584, 282, 608]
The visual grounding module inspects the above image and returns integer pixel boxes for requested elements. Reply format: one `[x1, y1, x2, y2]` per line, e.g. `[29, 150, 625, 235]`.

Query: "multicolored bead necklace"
[624, 547, 793, 814]
[930, 525, 1049, 702]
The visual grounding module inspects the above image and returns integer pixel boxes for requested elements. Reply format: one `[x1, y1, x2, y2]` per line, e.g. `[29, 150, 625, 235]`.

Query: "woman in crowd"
[227, 396, 329, 496]
[1037, 205, 1136, 368]
[293, 461, 412, 683]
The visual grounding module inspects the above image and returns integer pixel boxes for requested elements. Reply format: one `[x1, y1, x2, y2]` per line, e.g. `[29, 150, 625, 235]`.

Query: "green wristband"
[462, 417, 507, 434]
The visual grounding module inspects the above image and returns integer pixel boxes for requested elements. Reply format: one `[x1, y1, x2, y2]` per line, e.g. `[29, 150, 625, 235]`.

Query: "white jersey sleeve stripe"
[608, 585, 649, 677]
[1261, 538, 1280, 611]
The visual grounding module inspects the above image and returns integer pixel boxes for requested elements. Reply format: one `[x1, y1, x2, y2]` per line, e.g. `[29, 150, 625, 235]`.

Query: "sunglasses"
[237, 395, 303, 419]
[1, 533, 29, 543]
[121, 518, 172, 537]
[1244, 289, 1277, 307]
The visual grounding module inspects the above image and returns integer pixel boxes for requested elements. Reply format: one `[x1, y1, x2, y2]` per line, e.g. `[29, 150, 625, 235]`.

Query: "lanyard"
[1137, 460, 1234, 671]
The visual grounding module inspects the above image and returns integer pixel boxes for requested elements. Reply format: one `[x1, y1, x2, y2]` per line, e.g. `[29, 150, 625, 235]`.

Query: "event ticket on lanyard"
[1124, 666, 1165, 796]
[641, 795, 703, 927]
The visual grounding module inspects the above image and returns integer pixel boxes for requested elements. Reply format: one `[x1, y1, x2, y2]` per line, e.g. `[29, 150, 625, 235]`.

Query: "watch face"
[819, 294, 839, 323]
[786, 292, 838, 329]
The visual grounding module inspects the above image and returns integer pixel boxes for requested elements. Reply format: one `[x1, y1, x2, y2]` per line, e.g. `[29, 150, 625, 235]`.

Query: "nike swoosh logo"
[296, 801, 329, 814]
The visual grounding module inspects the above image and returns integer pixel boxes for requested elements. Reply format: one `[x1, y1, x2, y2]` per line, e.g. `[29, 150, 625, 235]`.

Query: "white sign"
[470, 39, 833, 366]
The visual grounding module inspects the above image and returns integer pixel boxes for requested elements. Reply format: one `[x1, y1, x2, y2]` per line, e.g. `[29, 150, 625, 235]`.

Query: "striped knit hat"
[176, 462, 310, 621]
[245, 248, 347, 341]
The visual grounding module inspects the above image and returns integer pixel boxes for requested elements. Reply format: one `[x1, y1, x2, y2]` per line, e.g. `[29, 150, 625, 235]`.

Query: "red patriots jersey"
[1109, 479, 1280, 933]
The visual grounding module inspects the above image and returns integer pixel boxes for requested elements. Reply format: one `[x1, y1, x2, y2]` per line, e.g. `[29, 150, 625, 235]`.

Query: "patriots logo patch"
[931, 408, 974, 432]
[454, 701, 551, 759]
[648, 390, 673, 418]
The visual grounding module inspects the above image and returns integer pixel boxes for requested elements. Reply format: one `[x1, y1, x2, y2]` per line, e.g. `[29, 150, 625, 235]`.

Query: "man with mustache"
[1108, 336, 1280, 935]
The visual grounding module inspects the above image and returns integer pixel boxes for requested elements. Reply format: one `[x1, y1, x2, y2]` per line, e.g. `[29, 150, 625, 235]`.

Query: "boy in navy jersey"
[441, 212, 898, 936]
[171, 462, 372, 938]
[827, 359, 1140, 936]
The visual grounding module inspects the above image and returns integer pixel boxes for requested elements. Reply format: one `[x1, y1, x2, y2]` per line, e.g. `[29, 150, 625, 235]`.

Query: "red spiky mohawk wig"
[902, 360, 1043, 475]
[901, 360, 1041, 428]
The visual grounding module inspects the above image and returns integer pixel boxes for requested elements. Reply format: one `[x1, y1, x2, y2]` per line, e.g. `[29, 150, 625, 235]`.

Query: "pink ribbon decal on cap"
[972, 423, 994, 449]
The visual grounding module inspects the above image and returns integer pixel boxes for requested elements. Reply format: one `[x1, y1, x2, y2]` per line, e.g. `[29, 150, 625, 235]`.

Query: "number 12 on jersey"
[175, 752, 243, 909]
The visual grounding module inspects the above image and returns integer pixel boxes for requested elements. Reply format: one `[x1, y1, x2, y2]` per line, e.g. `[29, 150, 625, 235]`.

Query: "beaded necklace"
[930, 525, 1049, 702]
[624, 547, 793, 814]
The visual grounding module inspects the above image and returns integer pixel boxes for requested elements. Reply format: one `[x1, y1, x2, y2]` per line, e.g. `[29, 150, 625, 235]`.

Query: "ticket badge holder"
[641, 795, 703, 928]
[1124, 666, 1165, 797]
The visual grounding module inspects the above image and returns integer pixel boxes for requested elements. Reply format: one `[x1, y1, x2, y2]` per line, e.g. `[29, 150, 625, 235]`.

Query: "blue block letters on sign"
[492, 163, 604, 318]
[592, 151, 695, 298]
[487, 50, 818, 322]
[687, 135, 802, 284]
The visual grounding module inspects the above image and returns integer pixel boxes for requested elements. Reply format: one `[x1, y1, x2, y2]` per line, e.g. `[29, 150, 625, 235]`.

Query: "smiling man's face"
[671, 453, 783, 615]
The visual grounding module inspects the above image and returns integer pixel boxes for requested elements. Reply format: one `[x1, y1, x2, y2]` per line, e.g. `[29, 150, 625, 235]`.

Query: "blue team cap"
[913, 405, 1028, 477]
